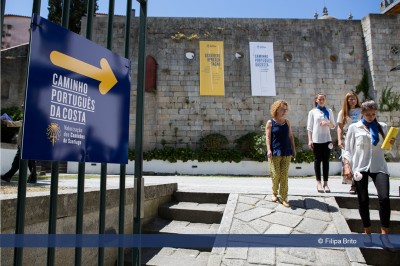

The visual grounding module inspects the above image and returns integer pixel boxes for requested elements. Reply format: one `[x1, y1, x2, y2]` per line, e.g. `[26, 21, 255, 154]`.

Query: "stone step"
[173, 191, 229, 204]
[124, 247, 211, 266]
[335, 196, 400, 211]
[158, 201, 225, 224]
[360, 247, 400, 266]
[340, 208, 400, 234]
[142, 217, 219, 235]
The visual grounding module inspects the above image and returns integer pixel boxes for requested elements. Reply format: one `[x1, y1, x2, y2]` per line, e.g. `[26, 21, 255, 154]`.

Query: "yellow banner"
[200, 41, 224, 96]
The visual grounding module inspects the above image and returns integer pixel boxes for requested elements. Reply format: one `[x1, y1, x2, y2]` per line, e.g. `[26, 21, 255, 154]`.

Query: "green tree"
[48, 0, 98, 34]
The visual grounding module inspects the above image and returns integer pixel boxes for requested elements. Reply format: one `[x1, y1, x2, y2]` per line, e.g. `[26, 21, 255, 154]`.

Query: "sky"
[4, 0, 380, 20]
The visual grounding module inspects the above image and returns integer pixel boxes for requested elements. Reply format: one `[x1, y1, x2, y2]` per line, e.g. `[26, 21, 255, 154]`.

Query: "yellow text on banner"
[200, 41, 225, 96]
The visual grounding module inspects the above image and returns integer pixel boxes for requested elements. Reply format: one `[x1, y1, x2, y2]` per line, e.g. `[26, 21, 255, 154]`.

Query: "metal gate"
[1, 0, 147, 265]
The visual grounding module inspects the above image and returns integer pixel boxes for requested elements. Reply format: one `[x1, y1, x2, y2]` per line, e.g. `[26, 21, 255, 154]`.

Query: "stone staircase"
[124, 191, 229, 266]
[335, 195, 400, 266]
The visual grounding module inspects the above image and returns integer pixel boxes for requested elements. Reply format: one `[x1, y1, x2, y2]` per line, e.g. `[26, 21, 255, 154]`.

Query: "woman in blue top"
[266, 100, 296, 208]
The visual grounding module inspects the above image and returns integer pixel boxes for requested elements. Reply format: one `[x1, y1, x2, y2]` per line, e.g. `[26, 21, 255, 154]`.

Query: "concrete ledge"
[0, 182, 177, 266]
[2, 145, 398, 177]
[67, 160, 348, 176]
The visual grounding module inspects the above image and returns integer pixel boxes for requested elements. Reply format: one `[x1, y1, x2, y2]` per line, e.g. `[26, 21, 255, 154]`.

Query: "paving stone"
[260, 211, 303, 228]
[238, 195, 261, 205]
[274, 203, 306, 216]
[248, 218, 271, 234]
[256, 199, 279, 209]
[208, 254, 223, 266]
[146, 249, 210, 266]
[235, 202, 256, 214]
[248, 247, 275, 265]
[171, 248, 200, 257]
[210, 223, 220, 231]
[245, 194, 265, 199]
[295, 217, 329, 234]
[234, 207, 274, 222]
[315, 248, 350, 266]
[276, 248, 318, 265]
[171, 202, 225, 212]
[159, 220, 219, 234]
[323, 223, 339, 234]
[230, 218, 259, 234]
[224, 247, 248, 259]
[264, 224, 293, 234]
[221, 258, 246, 266]
[304, 209, 332, 222]
[285, 196, 306, 209]
[157, 247, 176, 256]
[304, 197, 329, 211]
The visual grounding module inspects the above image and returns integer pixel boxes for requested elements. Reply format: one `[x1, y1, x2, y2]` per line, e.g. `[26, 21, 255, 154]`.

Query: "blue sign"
[22, 15, 131, 164]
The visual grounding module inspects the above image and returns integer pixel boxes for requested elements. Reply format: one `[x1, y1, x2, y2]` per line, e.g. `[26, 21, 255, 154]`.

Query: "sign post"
[22, 15, 131, 164]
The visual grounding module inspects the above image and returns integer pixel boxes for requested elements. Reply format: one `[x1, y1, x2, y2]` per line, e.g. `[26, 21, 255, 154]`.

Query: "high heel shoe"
[317, 184, 324, 193]
[323, 185, 331, 193]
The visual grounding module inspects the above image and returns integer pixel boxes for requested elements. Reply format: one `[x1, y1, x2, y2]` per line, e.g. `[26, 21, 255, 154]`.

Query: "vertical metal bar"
[32, 0, 40, 16]
[97, 2, 115, 265]
[117, 164, 126, 266]
[13, 160, 27, 266]
[74, 1, 95, 265]
[124, 1, 133, 58]
[98, 163, 107, 266]
[85, 0, 95, 40]
[74, 162, 85, 266]
[1, 0, 5, 45]
[47, 161, 59, 266]
[133, 1, 147, 265]
[14, 1, 41, 265]
[107, 0, 115, 50]
[61, 0, 71, 28]
[47, 1, 70, 265]
[116, 2, 133, 265]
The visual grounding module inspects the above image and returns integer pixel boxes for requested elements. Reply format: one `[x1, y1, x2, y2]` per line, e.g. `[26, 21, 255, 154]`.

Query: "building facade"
[2, 14, 400, 155]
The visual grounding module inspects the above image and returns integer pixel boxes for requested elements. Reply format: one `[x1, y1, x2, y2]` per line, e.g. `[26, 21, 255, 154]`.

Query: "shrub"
[235, 132, 265, 161]
[379, 86, 400, 112]
[199, 133, 229, 151]
[1, 106, 23, 143]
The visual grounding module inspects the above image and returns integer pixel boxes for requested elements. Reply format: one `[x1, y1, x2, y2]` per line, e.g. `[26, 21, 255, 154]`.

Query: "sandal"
[324, 185, 331, 193]
[271, 194, 278, 202]
[281, 200, 290, 208]
[317, 184, 324, 193]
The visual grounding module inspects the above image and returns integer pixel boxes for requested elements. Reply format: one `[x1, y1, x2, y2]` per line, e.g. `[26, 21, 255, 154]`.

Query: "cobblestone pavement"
[208, 193, 366, 266]
[2, 175, 399, 265]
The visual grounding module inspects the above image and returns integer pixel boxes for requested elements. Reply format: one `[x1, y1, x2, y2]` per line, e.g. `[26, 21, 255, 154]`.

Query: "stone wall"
[1, 44, 28, 108]
[0, 183, 177, 266]
[81, 15, 399, 153]
[2, 14, 399, 155]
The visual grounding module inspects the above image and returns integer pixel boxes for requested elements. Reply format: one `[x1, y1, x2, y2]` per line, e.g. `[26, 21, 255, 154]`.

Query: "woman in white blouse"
[343, 100, 393, 236]
[307, 92, 336, 193]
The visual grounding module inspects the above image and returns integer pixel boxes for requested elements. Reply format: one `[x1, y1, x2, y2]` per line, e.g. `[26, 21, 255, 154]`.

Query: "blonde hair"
[340, 91, 361, 125]
[270, 100, 288, 118]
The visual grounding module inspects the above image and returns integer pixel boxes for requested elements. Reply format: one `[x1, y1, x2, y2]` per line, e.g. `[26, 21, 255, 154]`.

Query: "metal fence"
[1, 0, 147, 265]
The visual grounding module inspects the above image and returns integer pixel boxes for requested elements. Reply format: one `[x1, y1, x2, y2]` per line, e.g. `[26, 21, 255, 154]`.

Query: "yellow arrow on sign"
[50, 51, 118, 95]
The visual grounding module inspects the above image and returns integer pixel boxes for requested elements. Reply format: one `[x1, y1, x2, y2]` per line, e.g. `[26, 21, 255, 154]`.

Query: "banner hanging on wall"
[249, 42, 276, 96]
[199, 41, 225, 96]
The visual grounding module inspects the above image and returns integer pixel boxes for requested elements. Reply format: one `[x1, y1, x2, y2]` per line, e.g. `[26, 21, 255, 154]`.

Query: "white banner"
[249, 42, 276, 96]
